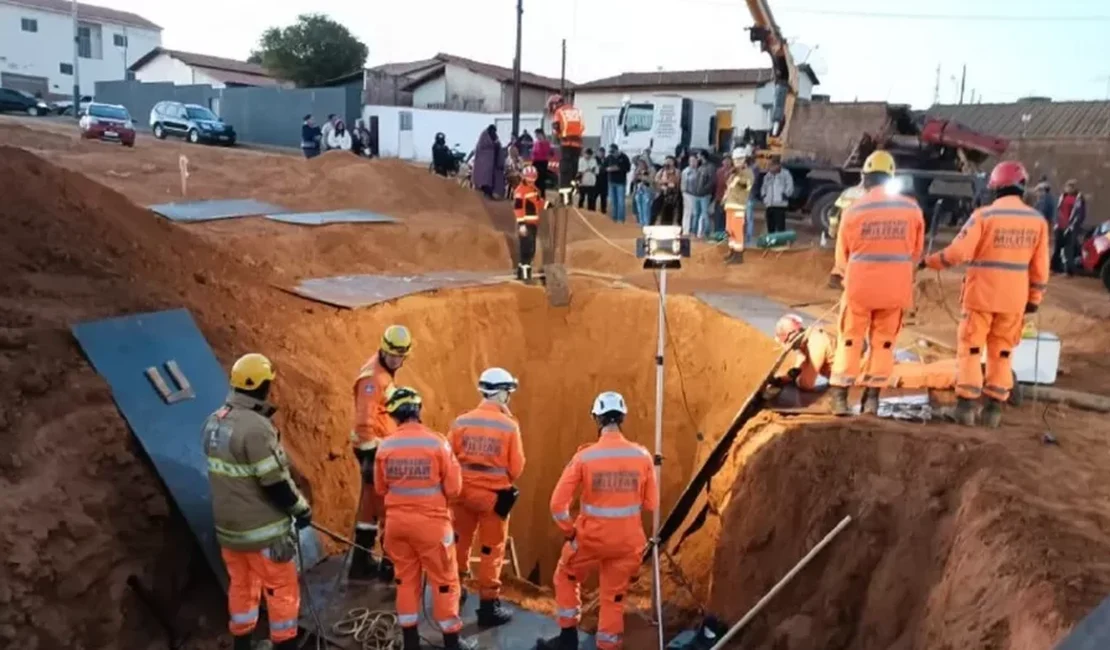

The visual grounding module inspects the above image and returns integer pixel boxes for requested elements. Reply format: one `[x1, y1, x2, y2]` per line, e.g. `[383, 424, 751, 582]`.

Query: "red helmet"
[547, 94, 565, 112]
[521, 165, 538, 182]
[987, 161, 1028, 190]
[775, 314, 804, 345]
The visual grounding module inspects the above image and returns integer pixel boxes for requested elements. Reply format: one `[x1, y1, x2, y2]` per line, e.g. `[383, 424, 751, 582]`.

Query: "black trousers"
[518, 223, 538, 267]
[1052, 228, 1078, 274]
[533, 161, 549, 190]
[766, 206, 788, 233]
[559, 146, 581, 189]
[578, 186, 598, 210]
[597, 184, 609, 213]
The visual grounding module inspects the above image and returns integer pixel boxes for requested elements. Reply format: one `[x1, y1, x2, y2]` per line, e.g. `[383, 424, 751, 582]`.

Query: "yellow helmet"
[862, 150, 896, 175]
[385, 386, 422, 415]
[380, 325, 413, 357]
[230, 353, 276, 390]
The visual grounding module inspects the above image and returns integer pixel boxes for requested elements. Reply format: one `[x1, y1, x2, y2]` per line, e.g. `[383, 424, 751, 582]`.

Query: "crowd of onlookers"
[300, 113, 375, 159]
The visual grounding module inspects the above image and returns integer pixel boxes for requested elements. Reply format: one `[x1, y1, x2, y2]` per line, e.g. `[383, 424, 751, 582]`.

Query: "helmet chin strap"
[483, 391, 511, 406]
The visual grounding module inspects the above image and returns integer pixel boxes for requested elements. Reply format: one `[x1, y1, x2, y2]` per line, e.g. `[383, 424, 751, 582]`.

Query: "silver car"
[149, 100, 236, 146]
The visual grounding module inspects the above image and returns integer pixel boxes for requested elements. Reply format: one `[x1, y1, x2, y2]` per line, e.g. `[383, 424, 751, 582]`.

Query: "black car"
[149, 100, 236, 146]
[0, 88, 50, 116]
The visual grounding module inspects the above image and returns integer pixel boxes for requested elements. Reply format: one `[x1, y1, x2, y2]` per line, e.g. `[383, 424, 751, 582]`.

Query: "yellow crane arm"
[745, 0, 798, 154]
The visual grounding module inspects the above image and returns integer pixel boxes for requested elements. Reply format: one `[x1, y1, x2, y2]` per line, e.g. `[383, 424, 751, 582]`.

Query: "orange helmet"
[547, 94, 565, 113]
[521, 165, 538, 182]
[775, 314, 805, 345]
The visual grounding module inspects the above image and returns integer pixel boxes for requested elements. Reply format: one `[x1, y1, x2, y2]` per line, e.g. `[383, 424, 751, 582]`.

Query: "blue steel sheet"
[292, 271, 510, 310]
[694, 291, 805, 339]
[1056, 594, 1110, 650]
[148, 198, 288, 222]
[265, 209, 399, 226]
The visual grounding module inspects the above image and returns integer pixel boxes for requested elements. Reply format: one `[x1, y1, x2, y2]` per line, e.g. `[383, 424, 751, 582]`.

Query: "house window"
[113, 33, 127, 47]
[59, 62, 73, 75]
[400, 111, 413, 131]
[21, 17, 38, 32]
[77, 23, 103, 59]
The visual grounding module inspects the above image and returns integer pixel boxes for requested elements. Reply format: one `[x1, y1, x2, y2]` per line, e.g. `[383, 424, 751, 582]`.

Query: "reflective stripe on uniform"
[957, 384, 983, 396]
[454, 417, 516, 432]
[553, 510, 571, 522]
[230, 608, 259, 625]
[270, 618, 298, 631]
[398, 613, 419, 626]
[579, 447, 647, 462]
[353, 435, 380, 451]
[461, 463, 509, 475]
[830, 374, 855, 386]
[984, 384, 1009, 396]
[216, 518, 292, 545]
[207, 454, 280, 478]
[597, 632, 622, 644]
[389, 485, 442, 497]
[438, 616, 462, 631]
[558, 607, 580, 619]
[847, 199, 917, 212]
[583, 504, 641, 518]
[849, 253, 912, 263]
[968, 260, 1028, 271]
[1031, 282, 1047, 290]
[380, 437, 443, 450]
[981, 208, 1042, 219]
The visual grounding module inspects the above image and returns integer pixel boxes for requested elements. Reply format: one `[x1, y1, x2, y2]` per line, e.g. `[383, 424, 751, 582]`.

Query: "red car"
[79, 102, 136, 147]
[1080, 220, 1110, 291]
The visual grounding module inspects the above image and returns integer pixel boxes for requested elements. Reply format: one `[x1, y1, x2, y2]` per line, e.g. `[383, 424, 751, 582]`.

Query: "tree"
[251, 14, 368, 87]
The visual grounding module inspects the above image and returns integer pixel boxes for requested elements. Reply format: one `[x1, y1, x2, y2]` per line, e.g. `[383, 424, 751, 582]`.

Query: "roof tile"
[6, 0, 160, 30]
[926, 100, 1110, 139]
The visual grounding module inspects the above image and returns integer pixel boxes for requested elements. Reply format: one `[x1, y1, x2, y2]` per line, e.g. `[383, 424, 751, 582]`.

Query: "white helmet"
[591, 391, 628, 417]
[478, 367, 518, 397]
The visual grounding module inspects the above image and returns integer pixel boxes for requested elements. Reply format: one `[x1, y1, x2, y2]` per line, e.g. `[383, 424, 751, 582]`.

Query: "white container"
[1012, 332, 1061, 385]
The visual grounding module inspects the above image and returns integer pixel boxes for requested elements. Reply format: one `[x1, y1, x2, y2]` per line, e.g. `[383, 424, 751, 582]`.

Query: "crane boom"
[745, 0, 798, 159]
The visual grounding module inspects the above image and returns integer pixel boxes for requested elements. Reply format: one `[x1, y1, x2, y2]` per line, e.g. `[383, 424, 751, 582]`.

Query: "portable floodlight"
[636, 225, 691, 270]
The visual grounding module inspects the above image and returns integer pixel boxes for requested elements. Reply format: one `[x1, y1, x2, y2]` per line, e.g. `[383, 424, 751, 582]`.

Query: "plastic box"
[1013, 331, 1060, 385]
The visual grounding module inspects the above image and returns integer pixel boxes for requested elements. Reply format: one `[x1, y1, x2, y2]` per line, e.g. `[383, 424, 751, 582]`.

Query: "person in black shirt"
[602, 144, 631, 223]
[301, 114, 322, 159]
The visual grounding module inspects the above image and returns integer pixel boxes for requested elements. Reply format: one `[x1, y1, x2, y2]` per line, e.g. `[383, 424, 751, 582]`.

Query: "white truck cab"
[617, 94, 716, 166]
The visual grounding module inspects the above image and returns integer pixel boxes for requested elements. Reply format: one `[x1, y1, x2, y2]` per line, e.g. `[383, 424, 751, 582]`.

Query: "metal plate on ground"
[265, 209, 399, 226]
[71, 309, 230, 587]
[302, 556, 596, 649]
[291, 271, 512, 310]
[695, 292, 806, 339]
[149, 198, 288, 222]
[1057, 593, 1110, 650]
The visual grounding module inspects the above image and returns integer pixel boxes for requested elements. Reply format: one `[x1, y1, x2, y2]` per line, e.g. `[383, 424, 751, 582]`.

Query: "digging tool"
[312, 521, 375, 555]
[708, 515, 853, 650]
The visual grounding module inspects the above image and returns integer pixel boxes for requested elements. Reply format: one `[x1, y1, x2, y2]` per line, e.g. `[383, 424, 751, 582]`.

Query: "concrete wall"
[132, 52, 229, 89]
[0, 2, 161, 97]
[95, 80, 359, 148]
[412, 74, 446, 107]
[1004, 138, 1110, 221]
[444, 63, 502, 111]
[364, 104, 542, 161]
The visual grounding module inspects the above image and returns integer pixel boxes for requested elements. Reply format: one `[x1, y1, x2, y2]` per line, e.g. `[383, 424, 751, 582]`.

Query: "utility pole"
[511, 0, 522, 139]
[71, 0, 80, 115]
[932, 64, 940, 106]
[958, 64, 967, 105]
[560, 39, 566, 96]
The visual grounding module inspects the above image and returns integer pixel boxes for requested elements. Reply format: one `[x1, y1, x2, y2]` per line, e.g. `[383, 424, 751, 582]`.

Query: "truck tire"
[1101, 259, 1110, 293]
[809, 190, 839, 234]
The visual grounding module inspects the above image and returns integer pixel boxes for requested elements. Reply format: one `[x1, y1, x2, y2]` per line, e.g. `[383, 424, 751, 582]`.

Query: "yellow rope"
[568, 207, 638, 257]
[331, 608, 402, 650]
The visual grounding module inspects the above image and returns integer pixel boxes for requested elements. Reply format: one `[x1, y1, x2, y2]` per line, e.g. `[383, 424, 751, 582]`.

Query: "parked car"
[1080, 220, 1110, 291]
[79, 102, 136, 147]
[52, 95, 93, 115]
[149, 101, 236, 146]
[0, 88, 50, 116]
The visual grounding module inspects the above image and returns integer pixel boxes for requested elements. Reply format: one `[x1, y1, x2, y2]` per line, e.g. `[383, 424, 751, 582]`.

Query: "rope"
[932, 269, 961, 325]
[569, 207, 638, 257]
[331, 607, 403, 650]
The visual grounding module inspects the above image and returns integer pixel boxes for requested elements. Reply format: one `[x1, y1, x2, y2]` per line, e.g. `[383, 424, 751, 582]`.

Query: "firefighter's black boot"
[378, 556, 395, 583]
[273, 638, 301, 650]
[828, 386, 851, 416]
[444, 632, 478, 650]
[981, 397, 1004, 429]
[861, 388, 881, 415]
[477, 598, 513, 627]
[537, 626, 578, 649]
[232, 634, 253, 650]
[949, 397, 978, 426]
[727, 249, 744, 264]
[402, 626, 421, 650]
[348, 527, 377, 580]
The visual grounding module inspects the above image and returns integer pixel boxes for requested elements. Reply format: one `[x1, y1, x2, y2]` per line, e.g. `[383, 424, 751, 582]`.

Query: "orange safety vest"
[513, 182, 544, 224]
[553, 105, 584, 147]
[925, 195, 1050, 313]
[834, 187, 925, 310]
[351, 354, 396, 451]
[373, 421, 461, 521]
[448, 401, 526, 492]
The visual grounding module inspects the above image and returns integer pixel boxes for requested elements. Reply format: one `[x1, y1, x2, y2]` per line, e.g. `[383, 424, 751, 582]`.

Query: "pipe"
[709, 515, 852, 650]
[312, 522, 375, 555]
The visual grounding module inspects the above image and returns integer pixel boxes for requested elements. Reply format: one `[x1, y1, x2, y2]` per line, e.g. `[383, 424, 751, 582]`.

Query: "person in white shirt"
[576, 148, 600, 210]
[320, 114, 337, 151]
[327, 120, 353, 152]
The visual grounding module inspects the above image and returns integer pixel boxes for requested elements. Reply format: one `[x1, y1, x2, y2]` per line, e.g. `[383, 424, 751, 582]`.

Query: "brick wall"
[1004, 138, 1109, 221]
[786, 101, 892, 164]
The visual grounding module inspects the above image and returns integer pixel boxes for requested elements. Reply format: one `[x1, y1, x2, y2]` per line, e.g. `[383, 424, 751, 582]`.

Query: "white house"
[370, 52, 565, 117]
[364, 104, 543, 162]
[0, 0, 161, 98]
[573, 65, 819, 150]
[130, 47, 285, 89]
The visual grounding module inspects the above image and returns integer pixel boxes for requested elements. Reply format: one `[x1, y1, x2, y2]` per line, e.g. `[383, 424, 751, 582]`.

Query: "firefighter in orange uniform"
[204, 354, 311, 650]
[349, 324, 413, 580]
[539, 392, 657, 650]
[375, 387, 476, 650]
[768, 314, 836, 391]
[829, 150, 925, 415]
[923, 160, 1049, 427]
[549, 94, 585, 196]
[724, 148, 755, 264]
[448, 367, 525, 627]
[514, 164, 547, 281]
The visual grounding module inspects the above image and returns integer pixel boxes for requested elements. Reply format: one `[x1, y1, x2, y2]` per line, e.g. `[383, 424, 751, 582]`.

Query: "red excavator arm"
[919, 118, 1009, 161]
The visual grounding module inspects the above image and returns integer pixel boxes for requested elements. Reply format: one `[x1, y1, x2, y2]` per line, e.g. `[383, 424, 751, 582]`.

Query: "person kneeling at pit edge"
[375, 386, 477, 650]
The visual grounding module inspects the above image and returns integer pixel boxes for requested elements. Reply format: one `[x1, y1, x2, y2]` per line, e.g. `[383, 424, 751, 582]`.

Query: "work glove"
[294, 506, 313, 530]
[1025, 302, 1039, 314]
[827, 273, 843, 290]
[917, 260, 927, 271]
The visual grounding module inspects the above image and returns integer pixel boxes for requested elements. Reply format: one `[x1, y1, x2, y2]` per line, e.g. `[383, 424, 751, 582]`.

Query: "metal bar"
[709, 515, 853, 650]
[508, 536, 522, 578]
[652, 268, 667, 650]
[312, 522, 375, 555]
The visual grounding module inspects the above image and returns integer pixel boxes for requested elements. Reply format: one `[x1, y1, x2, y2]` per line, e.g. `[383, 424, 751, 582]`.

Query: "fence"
[94, 80, 362, 149]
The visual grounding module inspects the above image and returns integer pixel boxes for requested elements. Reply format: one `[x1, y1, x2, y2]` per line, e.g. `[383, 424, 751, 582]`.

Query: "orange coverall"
[514, 181, 545, 270]
[784, 328, 960, 392]
[549, 429, 657, 650]
[374, 421, 464, 633]
[831, 188, 925, 388]
[552, 105, 585, 148]
[924, 195, 1049, 401]
[448, 401, 526, 600]
[352, 354, 396, 532]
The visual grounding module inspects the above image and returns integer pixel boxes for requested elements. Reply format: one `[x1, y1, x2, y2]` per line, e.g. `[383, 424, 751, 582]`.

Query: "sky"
[94, 0, 1110, 108]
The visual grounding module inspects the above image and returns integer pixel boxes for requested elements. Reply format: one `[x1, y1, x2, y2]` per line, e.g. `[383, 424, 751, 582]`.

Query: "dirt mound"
[0, 122, 80, 152]
[662, 410, 1110, 649]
